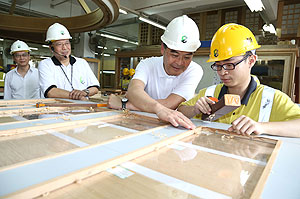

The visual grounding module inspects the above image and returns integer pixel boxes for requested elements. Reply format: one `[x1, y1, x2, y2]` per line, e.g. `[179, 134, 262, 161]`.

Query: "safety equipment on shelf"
[161, 15, 201, 52]
[10, 40, 31, 55]
[129, 68, 135, 76]
[207, 23, 261, 62]
[122, 68, 129, 76]
[45, 23, 72, 42]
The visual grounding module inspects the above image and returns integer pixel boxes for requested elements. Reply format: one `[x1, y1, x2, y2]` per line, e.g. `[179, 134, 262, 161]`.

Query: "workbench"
[0, 98, 299, 199]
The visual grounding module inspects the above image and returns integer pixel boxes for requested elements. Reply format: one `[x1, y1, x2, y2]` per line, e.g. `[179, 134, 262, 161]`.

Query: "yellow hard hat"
[129, 68, 135, 76]
[207, 23, 261, 62]
[122, 68, 129, 76]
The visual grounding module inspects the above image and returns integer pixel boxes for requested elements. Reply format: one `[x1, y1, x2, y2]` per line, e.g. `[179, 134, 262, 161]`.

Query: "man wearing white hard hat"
[38, 23, 99, 100]
[4, 40, 40, 99]
[108, 15, 203, 130]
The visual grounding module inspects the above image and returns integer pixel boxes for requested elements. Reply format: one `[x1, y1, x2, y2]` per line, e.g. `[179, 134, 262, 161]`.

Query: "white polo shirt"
[133, 56, 203, 100]
[39, 56, 100, 97]
[4, 66, 40, 99]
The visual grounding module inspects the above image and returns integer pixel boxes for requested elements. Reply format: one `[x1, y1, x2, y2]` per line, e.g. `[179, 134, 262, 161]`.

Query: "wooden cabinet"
[253, 45, 299, 101]
[83, 57, 101, 84]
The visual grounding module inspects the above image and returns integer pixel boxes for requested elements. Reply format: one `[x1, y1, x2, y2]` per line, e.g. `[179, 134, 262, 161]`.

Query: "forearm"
[261, 119, 300, 137]
[88, 87, 99, 96]
[156, 94, 185, 110]
[177, 105, 198, 118]
[127, 88, 163, 114]
[47, 88, 70, 99]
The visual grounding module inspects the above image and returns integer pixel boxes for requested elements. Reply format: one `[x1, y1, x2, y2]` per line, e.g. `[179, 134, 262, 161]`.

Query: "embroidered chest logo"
[80, 77, 85, 84]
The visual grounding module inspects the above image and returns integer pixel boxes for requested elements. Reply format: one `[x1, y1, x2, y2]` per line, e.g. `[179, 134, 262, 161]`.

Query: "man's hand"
[69, 89, 87, 100]
[107, 94, 122, 110]
[193, 96, 216, 115]
[156, 106, 196, 130]
[228, 115, 264, 136]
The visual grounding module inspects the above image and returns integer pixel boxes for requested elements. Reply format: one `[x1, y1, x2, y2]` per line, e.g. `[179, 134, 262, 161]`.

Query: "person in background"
[178, 23, 300, 137]
[108, 15, 203, 130]
[39, 23, 99, 100]
[4, 40, 40, 99]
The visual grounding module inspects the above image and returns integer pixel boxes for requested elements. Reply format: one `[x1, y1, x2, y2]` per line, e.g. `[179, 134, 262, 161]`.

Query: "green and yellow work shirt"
[180, 77, 300, 124]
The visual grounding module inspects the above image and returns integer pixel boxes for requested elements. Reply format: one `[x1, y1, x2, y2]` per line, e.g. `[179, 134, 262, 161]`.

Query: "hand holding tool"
[202, 94, 241, 121]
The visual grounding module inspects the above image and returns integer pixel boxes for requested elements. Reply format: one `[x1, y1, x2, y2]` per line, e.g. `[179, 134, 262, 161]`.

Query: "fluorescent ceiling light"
[97, 46, 107, 49]
[263, 24, 277, 35]
[100, 33, 139, 45]
[40, 56, 50, 59]
[139, 17, 166, 30]
[95, 52, 99, 55]
[100, 33, 128, 42]
[119, 9, 127, 15]
[128, 41, 139, 45]
[42, 45, 49, 48]
[114, 48, 118, 52]
[103, 54, 110, 57]
[244, 0, 265, 12]
[0, 38, 4, 41]
[29, 47, 38, 51]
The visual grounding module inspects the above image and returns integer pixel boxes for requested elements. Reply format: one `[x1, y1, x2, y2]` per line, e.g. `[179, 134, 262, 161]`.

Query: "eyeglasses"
[14, 52, 29, 59]
[211, 54, 250, 71]
[53, 41, 71, 48]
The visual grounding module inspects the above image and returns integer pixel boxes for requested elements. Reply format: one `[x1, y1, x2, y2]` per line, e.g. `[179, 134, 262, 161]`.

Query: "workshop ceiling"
[0, 0, 279, 54]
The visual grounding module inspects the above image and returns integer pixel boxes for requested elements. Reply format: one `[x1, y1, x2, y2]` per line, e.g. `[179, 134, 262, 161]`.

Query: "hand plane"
[201, 94, 241, 121]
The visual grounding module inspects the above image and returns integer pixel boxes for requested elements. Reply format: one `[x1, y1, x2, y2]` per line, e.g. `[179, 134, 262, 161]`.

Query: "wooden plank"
[0, 106, 109, 118]
[36, 102, 107, 108]
[0, 112, 167, 168]
[0, 98, 68, 106]
[1, 125, 186, 199]
[30, 127, 280, 199]
[0, 133, 78, 168]
[0, 111, 121, 137]
[0, 99, 281, 199]
[250, 140, 282, 199]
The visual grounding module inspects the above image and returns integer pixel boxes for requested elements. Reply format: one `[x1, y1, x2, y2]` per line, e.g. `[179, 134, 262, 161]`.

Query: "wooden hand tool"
[36, 102, 107, 108]
[202, 94, 241, 121]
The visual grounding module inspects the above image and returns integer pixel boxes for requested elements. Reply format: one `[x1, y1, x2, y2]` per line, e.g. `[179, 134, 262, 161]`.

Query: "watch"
[83, 89, 89, 97]
[121, 97, 128, 110]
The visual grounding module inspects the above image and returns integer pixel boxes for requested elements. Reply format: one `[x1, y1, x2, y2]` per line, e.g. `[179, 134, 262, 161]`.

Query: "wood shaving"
[122, 109, 131, 117]
[42, 192, 49, 197]
[75, 178, 82, 184]
[194, 128, 202, 135]
[61, 115, 71, 121]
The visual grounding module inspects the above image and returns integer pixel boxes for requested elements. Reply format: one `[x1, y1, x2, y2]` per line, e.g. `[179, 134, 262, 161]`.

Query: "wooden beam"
[0, 0, 120, 43]
[9, 0, 16, 15]
[77, 0, 91, 14]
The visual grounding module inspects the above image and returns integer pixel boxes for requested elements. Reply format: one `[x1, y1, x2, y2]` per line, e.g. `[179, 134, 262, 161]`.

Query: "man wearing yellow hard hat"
[38, 23, 99, 100]
[178, 23, 300, 137]
[4, 40, 40, 99]
[108, 15, 203, 130]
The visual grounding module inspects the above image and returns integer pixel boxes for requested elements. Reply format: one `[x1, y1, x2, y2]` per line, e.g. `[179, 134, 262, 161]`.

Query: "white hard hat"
[10, 40, 31, 55]
[45, 23, 72, 42]
[161, 15, 201, 52]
